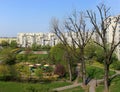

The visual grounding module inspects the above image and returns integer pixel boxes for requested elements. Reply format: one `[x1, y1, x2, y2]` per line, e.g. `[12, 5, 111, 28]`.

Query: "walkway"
[52, 65, 120, 92]
[52, 83, 82, 92]
[88, 79, 104, 92]
[88, 65, 120, 92]
[88, 79, 97, 92]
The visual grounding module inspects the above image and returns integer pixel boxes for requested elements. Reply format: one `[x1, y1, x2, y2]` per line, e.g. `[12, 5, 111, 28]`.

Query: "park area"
[0, 37, 120, 92]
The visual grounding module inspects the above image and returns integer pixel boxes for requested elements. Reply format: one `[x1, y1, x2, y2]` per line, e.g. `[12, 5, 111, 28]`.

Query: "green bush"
[35, 68, 43, 79]
[111, 61, 120, 70]
[15, 63, 31, 81]
[0, 65, 19, 81]
[42, 66, 53, 73]
[86, 66, 115, 79]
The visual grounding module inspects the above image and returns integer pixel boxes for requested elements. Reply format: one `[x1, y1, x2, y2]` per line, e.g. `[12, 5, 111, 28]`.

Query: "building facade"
[17, 33, 58, 47]
[106, 15, 120, 60]
[17, 15, 120, 60]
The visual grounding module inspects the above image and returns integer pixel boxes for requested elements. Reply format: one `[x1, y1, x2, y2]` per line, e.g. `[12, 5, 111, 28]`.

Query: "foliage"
[84, 41, 105, 63]
[85, 42, 118, 63]
[42, 66, 53, 73]
[86, 66, 115, 79]
[15, 63, 31, 80]
[3, 54, 16, 65]
[41, 45, 51, 51]
[9, 40, 18, 48]
[54, 64, 66, 77]
[31, 43, 41, 51]
[49, 43, 65, 64]
[16, 54, 48, 63]
[35, 68, 43, 79]
[85, 41, 97, 60]
[111, 60, 120, 70]
[16, 54, 26, 62]
[0, 65, 19, 81]
[94, 46, 104, 63]
[0, 48, 16, 65]
[31, 44, 51, 51]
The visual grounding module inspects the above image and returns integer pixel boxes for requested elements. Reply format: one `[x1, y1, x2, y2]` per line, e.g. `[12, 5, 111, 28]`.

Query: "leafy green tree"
[49, 43, 65, 65]
[95, 46, 104, 63]
[31, 43, 41, 51]
[85, 41, 118, 63]
[9, 40, 18, 48]
[0, 48, 16, 65]
[41, 45, 51, 51]
[85, 41, 97, 60]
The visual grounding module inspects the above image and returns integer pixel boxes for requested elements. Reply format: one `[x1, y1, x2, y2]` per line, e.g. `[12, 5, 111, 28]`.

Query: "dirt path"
[88, 69, 120, 92]
[88, 79, 97, 92]
[52, 66, 120, 92]
[52, 83, 82, 92]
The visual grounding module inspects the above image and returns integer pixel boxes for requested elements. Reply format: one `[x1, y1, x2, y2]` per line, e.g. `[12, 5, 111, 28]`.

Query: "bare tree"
[87, 4, 120, 92]
[51, 12, 94, 85]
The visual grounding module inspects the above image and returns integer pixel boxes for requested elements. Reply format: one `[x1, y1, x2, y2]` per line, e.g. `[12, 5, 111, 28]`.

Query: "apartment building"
[17, 33, 58, 47]
[106, 15, 120, 60]
[17, 16, 120, 60]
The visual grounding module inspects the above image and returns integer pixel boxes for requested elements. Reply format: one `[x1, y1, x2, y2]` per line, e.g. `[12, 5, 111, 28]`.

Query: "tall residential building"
[106, 15, 120, 60]
[17, 32, 98, 47]
[17, 17, 120, 60]
[17, 33, 58, 47]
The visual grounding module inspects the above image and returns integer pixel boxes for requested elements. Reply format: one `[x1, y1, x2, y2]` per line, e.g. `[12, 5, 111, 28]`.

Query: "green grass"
[86, 65, 115, 79]
[0, 81, 71, 92]
[96, 76, 120, 92]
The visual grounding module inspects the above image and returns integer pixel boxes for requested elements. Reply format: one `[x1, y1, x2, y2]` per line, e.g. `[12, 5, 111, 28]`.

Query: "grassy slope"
[86, 65, 115, 79]
[0, 81, 71, 92]
[96, 76, 120, 92]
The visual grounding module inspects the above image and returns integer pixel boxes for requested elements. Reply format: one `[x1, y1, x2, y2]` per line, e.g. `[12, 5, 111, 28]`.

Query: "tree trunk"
[68, 61, 72, 82]
[104, 61, 109, 92]
[81, 49, 86, 85]
[74, 63, 81, 84]
[82, 61, 86, 85]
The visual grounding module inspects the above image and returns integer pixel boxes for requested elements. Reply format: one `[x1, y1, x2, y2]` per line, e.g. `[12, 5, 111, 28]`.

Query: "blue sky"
[0, 0, 120, 37]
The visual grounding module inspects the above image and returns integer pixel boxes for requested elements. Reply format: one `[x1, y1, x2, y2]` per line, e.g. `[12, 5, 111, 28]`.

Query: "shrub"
[42, 66, 53, 73]
[0, 65, 19, 81]
[112, 61, 120, 70]
[54, 64, 66, 77]
[35, 68, 43, 79]
[15, 63, 31, 81]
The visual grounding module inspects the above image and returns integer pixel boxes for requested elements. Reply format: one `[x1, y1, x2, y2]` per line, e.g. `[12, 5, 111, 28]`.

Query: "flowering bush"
[54, 64, 66, 77]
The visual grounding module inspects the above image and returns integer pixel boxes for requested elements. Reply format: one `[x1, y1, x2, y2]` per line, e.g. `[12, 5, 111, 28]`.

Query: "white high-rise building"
[17, 16, 120, 60]
[106, 15, 120, 60]
[17, 33, 58, 47]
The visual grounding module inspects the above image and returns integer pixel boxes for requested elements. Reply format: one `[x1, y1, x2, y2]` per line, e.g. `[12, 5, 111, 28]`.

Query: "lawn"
[0, 81, 71, 92]
[86, 65, 115, 79]
[96, 76, 120, 92]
